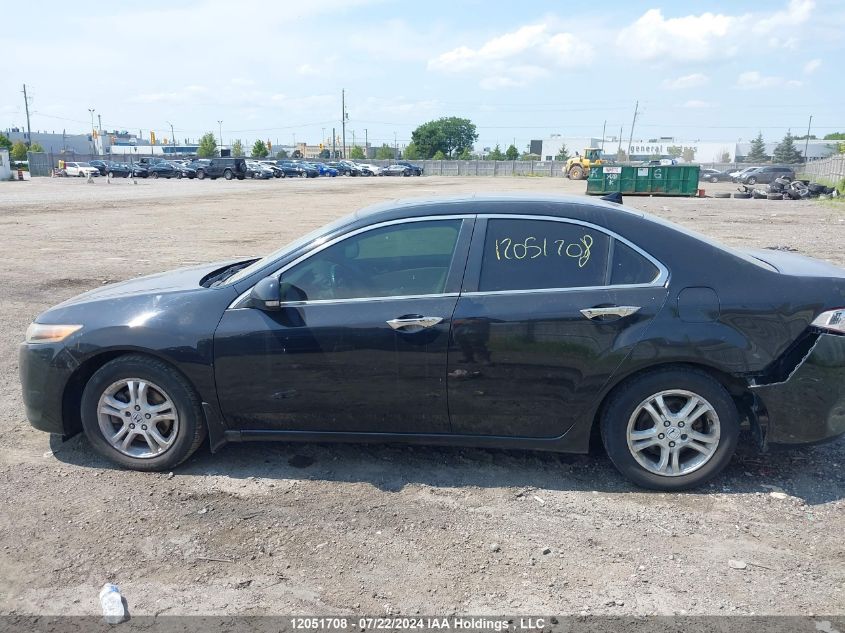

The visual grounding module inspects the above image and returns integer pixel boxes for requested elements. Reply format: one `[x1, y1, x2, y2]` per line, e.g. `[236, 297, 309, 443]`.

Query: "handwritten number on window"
[495, 234, 593, 268]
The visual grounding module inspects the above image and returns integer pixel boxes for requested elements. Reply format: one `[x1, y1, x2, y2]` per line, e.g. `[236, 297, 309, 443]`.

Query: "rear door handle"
[387, 316, 444, 330]
[580, 306, 641, 320]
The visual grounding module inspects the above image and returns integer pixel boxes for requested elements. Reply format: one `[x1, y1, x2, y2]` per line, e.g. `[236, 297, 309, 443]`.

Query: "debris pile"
[736, 176, 840, 200]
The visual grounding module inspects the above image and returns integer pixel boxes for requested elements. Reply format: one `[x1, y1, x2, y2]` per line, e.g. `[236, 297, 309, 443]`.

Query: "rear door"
[448, 215, 670, 439]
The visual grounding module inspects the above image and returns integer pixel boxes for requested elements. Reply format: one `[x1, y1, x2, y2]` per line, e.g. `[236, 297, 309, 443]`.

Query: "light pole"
[88, 108, 96, 154]
[167, 121, 176, 153]
[217, 120, 223, 150]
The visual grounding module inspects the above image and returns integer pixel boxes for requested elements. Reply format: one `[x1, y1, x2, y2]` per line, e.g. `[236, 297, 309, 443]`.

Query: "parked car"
[396, 161, 424, 176]
[699, 168, 731, 183]
[194, 158, 248, 180]
[279, 161, 318, 178]
[20, 195, 845, 490]
[146, 162, 179, 179]
[381, 164, 415, 177]
[739, 166, 795, 185]
[258, 161, 286, 178]
[328, 161, 361, 176]
[274, 161, 307, 177]
[176, 159, 209, 179]
[356, 163, 381, 177]
[89, 160, 110, 176]
[64, 161, 99, 177]
[104, 162, 133, 178]
[730, 166, 760, 182]
[246, 161, 274, 179]
[311, 162, 338, 177]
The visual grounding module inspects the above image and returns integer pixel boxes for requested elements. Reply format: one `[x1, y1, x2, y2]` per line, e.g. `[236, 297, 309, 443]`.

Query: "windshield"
[224, 213, 357, 285]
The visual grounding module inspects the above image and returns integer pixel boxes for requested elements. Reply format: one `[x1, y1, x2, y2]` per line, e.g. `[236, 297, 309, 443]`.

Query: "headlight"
[25, 323, 83, 344]
[812, 309, 845, 334]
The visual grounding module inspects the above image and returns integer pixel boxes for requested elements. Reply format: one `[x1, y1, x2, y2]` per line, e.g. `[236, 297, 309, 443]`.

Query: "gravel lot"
[0, 176, 843, 617]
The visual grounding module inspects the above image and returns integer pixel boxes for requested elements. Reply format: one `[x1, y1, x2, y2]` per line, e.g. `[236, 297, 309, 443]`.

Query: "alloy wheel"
[625, 389, 720, 477]
[97, 378, 180, 458]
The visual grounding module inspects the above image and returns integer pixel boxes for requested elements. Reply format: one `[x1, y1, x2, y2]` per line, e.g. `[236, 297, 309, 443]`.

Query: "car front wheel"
[747, 177, 756, 185]
[80, 354, 206, 471]
[600, 368, 739, 491]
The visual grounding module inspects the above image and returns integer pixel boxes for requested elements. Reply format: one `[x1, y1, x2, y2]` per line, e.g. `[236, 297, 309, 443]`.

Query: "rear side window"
[479, 219, 610, 291]
[610, 241, 660, 285]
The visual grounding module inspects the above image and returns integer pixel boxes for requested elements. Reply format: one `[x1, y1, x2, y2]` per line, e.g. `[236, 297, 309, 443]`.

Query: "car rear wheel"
[196, 169, 205, 180]
[600, 368, 739, 490]
[80, 354, 206, 471]
[710, 176, 718, 183]
[176, 172, 182, 179]
[151, 171, 159, 179]
[223, 169, 233, 180]
[747, 177, 757, 185]
[108, 171, 115, 178]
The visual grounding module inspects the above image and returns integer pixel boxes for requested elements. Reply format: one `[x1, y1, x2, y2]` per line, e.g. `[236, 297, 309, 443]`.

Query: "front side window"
[280, 219, 462, 301]
[479, 219, 610, 291]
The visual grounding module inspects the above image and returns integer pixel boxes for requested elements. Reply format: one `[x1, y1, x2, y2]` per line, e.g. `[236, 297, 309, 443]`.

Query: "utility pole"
[88, 108, 96, 154]
[627, 100, 639, 160]
[167, 121, 175, 149]
[394, 132, 398, 158]
[341, 89, 347, 159]
[21, 84, 32, 147]
[98, 114, 102, 134]
[332, 126, 336, 159]
[804, 115, 813, 163]
[217, 120, 223, 149]
[601, 120, 607, 153]
[617, 126, 623, 154]
[364, 128, 368, 155]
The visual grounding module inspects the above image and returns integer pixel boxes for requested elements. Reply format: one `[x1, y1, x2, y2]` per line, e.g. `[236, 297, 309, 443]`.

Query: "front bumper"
[19, 342, 75, 435]
[751, 333, 845, 445]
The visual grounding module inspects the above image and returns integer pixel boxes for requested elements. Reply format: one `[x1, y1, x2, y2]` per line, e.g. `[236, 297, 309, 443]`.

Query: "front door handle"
[580, 306, 641, 320]
[387, 316, 444, 330]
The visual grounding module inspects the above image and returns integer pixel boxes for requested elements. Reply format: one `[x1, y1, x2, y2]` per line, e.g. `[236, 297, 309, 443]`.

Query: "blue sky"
[2, 0, 843, 151]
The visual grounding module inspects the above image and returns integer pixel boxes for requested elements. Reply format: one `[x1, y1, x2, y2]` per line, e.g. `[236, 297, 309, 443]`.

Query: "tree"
[720, 150, 731, 163]
[403, 142, 420, 160]
[505, 144, 519, 161]
[319, 148, 331, 159]
[555, 145, 570, 161]
[746, 132, 767, 163]
[432, 150, 446, 160]
[0, 133, 12, 152]
[11, 141, 28, 161]
[197, 132, 218, 158]
[410, 117, 478, 158]
[487, 145, 505, 161]
[457, 147, 473, 160]
[30, 142, 44, 153]
[251, 139, 269, 158]
[667, 145, 684, 159]
[521, 152, 541, 161]
[616, 149, 628, 162]
[772, 131, 803, 164]
[682, 147, 696, 162]
[375, 144, 393, 160]
[276, 149, 289, 159]
[349, 145, 365, 159]
[231, 139, 245, 157]
[823, 132, 845, 140]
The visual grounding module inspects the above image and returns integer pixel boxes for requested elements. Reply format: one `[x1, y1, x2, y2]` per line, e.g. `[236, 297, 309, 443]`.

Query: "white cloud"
[803, 58, 822, 74]
[132, 85, 207, 104]
[736, 71, 802, 89]
[662, 73, 709, 90]
[428, 23, 591, 89]
[617, 1, 816, 61]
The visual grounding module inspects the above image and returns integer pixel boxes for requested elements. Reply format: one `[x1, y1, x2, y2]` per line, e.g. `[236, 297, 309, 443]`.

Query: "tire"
[767, 193, 784, 200]
[568, 165, 584, 180]
[223, 169, 233, 180]
[403, 170, 410, 177]
[733, 192, 751, 199]
[108, 171, 115, 178]
[151, 171, 159, 179]
[600, 368, 740, 491]
[80, 354, 207, 471]
[713, 192, 731, 198]
[196, 169, 205, 180]
[710, 176, 718, 183]
[176, 172, 182, 179]
[280, 172, 286, 178]
[746, 177, 757, 185]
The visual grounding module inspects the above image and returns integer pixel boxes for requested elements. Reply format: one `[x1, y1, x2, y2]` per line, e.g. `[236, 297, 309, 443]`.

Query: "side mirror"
[247, 276, 281, 310]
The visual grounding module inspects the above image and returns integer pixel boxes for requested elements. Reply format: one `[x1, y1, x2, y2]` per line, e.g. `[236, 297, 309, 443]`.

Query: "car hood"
[744, 248, 845, 278]
[53, 259, 250, 307]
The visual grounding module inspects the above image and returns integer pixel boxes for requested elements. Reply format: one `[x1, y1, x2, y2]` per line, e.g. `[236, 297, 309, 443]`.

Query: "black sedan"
[396, 161, 424, 176]
[20, 196, 845, 490]
[699, 168, 731, 183]
[89, 159, 110, 176]
[104, 162, 133, 178]
[381, 163, 415, 177]
[146, 162, 179, 179]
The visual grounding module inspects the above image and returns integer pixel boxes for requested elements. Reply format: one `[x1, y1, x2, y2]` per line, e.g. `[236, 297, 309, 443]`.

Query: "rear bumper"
[751, 333, 845, 445]
[19, 343, 74, 435]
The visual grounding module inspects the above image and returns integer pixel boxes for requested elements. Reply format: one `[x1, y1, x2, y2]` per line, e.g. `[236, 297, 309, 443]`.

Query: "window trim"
[462, 214, 669, 297]
[228, 215, 473, 309]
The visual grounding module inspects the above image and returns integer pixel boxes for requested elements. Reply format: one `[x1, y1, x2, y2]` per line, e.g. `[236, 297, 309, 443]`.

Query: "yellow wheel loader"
[564, 148, 603, 180]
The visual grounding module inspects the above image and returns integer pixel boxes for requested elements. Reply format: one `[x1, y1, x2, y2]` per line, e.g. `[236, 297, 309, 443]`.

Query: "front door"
[448, 216, 669, 439]
[214, 217, 473, 434]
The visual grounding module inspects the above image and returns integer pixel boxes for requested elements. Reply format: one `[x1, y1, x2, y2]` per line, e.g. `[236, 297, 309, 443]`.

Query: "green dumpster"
[586, 164, 701, 197]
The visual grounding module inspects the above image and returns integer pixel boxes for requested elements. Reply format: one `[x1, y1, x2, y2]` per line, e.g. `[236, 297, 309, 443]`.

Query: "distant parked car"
[178, 159, 210, 179]
[195, 158, 248, 180]
[356, 163, 381, 177]
[328, 161, 362, 176]
[105, 162, 133, 178]
[259, 161, 286, 178]
[730, 167, 760, 182]
[699, 168, 731, 183]
[64, 161, 99, 177]
[739, 166, 795, 185]
[280, 161, 318, 178]
[146, 162, 179, 179]
[311, 162, 338, 177]
[396, 161, 423, 176]
[89, 160, 110, 176]
[381, 164, 415, 177]
[246, 161, 274, 179]
[274, 161, 307, 177]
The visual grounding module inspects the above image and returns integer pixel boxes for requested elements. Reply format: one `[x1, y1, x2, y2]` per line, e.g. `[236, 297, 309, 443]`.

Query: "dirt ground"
[0, 176, 843, 617]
